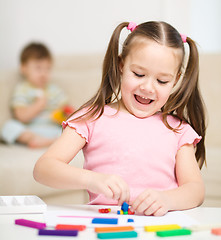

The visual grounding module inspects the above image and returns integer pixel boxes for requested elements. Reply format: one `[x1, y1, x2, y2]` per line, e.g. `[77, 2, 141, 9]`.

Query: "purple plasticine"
[38, 229, 78, 236]
[15, 219, 46, 229]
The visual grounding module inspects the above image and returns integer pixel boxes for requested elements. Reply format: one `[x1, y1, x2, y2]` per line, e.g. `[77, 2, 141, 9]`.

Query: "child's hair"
[74, 21, 206, 169]
[20, 42, 52, 64]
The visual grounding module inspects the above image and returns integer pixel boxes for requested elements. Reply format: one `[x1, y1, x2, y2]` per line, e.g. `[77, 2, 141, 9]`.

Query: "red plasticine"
[128, 209, 135, 215]
[211, 228, 221, 235]
[56, 224, 86, 231]
[99, 208, 111, 213]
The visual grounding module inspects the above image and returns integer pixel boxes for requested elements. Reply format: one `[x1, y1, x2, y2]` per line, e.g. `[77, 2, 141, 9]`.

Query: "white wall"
[0, 0, 220, 69]
[190, 0, 221, 53]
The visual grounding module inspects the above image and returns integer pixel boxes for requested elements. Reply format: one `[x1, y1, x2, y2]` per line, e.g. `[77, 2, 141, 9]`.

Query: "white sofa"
[0, 54, 221, 206]
[0, 55, 103, 204]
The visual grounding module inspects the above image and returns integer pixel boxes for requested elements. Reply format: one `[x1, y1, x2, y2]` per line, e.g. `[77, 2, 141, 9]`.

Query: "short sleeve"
[177, 122, 202, 150]
[11, 82, 29, 108]
[62, 109, 91, 143]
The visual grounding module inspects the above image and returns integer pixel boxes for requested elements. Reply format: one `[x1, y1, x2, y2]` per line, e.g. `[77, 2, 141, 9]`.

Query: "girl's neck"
[108, 99, 128, 113]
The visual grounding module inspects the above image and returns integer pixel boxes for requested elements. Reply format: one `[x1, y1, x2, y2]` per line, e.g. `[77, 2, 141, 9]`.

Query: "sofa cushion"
[0, 143, 84, 196]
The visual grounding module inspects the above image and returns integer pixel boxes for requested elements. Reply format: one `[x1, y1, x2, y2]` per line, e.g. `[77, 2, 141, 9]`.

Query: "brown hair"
[20, 42, 52, 64]
[73, 21, 206, 169]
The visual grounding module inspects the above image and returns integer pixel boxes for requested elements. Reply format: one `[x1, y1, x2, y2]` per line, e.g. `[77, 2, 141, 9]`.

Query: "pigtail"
[72, 22, 129, 121]
[101, 22, 129, 105]
[162, 37, 206, 168]
[185, 38, 206, 168]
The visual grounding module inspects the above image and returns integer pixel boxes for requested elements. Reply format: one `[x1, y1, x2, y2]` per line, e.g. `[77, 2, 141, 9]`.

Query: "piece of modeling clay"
[97, 231, 138, 239]
[156, 228, 191, 237]
[92, 218, 118, 224]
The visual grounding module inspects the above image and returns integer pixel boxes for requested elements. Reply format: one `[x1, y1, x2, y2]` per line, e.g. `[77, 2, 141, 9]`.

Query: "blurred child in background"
[1, 42, 73, 148]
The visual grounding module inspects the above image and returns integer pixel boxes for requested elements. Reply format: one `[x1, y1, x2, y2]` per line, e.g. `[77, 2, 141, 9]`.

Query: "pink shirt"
[63, 105, 201, 205]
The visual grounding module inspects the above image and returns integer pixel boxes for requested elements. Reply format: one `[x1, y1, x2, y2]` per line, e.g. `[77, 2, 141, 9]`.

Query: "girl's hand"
[86, 172, 130, 206]
[130, 189, 170, 216]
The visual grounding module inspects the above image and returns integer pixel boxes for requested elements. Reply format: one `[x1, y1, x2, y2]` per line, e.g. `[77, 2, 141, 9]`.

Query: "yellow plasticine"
[144, 224, 181, 232]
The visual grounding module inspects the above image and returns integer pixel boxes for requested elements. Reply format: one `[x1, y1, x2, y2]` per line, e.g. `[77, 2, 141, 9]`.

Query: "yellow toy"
[52, 105, 74, 124]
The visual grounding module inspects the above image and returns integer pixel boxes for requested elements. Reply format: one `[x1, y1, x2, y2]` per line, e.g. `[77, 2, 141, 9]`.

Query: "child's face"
[120, 39, 182, 118]
[21, 58, 52, 88]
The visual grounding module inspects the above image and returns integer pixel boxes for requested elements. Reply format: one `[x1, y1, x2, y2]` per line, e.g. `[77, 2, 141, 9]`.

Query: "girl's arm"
[33, 126, 130, 205]
[131, 144, 205, 216]
[163, 143, 205, 210]
[33, 126, 88, 189]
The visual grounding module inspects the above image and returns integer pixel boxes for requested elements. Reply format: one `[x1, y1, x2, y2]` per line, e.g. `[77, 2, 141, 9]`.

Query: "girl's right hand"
[86, 172, 130, 206]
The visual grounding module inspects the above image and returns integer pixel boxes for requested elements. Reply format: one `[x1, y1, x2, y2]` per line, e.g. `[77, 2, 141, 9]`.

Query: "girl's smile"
[119, 39, 182, 118]
[134, 94, 153, 105]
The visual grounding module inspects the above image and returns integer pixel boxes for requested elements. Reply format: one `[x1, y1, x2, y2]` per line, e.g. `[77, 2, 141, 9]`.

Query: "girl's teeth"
[135, 95, 152, 104]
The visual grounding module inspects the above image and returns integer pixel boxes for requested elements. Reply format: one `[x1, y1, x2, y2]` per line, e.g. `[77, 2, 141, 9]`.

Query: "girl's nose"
[139, 78, 155, 93]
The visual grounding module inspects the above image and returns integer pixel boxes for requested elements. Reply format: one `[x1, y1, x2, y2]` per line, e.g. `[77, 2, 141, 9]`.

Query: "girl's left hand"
[130, 189, 170, 216]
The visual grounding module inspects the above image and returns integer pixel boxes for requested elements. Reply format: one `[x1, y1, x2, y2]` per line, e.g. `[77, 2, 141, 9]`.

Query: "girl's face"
[120, 39, 182, 118]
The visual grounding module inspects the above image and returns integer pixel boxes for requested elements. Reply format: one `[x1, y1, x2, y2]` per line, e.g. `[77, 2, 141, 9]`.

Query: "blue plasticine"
[127, 219, 134, 222]
[121, 202, 129, 212]
[92, 218, 118, 224]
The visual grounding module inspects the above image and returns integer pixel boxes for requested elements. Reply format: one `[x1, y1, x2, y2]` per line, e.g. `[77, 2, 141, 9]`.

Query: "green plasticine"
[97, 231, 138, 239]
[156, 228, 192, 237]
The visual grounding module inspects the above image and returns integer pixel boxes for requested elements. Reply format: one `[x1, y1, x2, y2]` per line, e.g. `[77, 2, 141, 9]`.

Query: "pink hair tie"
[127, 22, 137, 32]
[180, 34, 187, 43]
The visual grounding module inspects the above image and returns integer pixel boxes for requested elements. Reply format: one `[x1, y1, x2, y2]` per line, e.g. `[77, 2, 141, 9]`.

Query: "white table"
[0, 205, 221, 239]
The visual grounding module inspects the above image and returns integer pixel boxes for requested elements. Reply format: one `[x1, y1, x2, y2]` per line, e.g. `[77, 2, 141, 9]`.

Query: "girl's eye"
[157, 79, 168, 85]
[133, 72, 145, 78]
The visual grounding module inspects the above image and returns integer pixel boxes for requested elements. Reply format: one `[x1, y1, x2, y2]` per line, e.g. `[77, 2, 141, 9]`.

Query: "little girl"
[34, 21, 206, 216]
